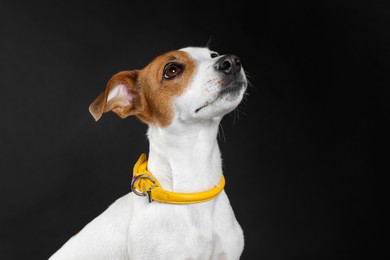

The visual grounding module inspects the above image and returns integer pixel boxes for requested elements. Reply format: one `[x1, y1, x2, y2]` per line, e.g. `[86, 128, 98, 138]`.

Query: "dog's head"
[89, 47, 247, 127]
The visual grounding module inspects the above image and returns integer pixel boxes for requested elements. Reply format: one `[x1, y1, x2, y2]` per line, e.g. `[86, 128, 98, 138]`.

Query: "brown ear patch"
[88, 71, 140, 121]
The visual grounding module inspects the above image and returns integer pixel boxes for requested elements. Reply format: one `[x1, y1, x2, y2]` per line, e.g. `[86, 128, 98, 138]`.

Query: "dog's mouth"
[194, 80, 246, 113]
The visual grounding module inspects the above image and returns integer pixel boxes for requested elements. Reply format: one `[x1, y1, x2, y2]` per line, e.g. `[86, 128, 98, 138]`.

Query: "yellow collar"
[131, 153, 225, 204]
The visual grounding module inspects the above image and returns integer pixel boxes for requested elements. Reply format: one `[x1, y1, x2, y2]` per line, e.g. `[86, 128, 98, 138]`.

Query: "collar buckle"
[131, 174, 157, 203]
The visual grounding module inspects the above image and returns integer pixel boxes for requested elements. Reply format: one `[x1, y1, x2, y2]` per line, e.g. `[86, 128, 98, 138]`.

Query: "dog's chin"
[194, 81, 246, 117]
[219, 80, 247, 99]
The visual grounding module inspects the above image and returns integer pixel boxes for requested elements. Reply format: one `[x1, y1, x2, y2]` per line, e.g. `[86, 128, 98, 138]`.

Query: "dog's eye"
[210, 52, 219, 58]
[163, 63, 183, 80]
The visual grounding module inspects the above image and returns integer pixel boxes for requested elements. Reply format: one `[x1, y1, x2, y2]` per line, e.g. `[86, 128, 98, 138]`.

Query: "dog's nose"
[215, 54, 242, 74]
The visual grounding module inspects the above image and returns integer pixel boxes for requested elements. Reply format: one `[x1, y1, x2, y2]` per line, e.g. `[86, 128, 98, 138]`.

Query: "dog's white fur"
[50, 47, 247, 260]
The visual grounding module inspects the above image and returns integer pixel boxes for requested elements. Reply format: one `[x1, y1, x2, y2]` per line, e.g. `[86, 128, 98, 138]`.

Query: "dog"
[49, 46, 248, 260]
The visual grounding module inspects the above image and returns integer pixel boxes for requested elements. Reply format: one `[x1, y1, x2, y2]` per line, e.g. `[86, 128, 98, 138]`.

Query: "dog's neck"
[146, 118, 222, 193]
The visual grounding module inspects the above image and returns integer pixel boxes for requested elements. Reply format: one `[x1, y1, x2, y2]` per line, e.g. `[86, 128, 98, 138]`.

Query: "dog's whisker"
[218, 123, 226, 144]
[240, 96, 250, 109]
[231, 109, 237, 125]
[245, 71, 256, 79]
[206, 36, 214, 48]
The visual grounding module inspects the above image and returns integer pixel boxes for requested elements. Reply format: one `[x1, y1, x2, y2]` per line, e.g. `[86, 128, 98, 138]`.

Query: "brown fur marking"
[89, 50, 196, 127]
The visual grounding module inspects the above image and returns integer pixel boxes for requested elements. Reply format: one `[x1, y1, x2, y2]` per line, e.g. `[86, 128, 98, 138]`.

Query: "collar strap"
[131, 153, 225, 204]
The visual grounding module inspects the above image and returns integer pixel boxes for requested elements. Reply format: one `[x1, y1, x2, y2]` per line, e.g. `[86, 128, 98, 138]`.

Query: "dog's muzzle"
[214, 54, 246, 91]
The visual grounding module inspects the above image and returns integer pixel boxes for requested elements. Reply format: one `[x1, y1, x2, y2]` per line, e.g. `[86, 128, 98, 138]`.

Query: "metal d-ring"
[131, 174, 157, 197]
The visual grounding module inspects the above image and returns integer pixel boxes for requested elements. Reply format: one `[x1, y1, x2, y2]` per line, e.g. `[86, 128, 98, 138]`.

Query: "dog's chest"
[127, 197, 229, 259]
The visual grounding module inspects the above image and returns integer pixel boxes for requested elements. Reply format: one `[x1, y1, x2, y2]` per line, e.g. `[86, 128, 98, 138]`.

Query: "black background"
[0, 0, 387, 259]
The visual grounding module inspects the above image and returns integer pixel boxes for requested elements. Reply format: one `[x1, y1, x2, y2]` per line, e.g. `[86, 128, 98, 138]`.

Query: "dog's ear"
[89, 70, 140, 121]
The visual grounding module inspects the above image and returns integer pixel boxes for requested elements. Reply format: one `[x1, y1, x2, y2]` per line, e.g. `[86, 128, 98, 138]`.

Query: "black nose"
[215, 54, 242, 74]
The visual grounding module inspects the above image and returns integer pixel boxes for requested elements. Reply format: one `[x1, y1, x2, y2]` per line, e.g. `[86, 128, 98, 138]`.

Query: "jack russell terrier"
[49, 46, 248, 260]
